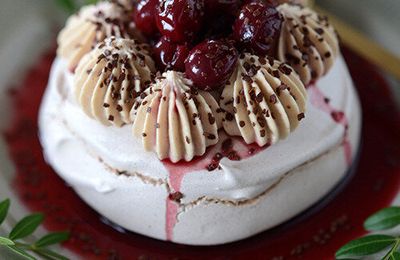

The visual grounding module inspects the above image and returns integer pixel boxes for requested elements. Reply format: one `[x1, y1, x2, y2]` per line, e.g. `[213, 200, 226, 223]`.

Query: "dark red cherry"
[185, 39, 238, 91]
[204, 0, 240, 15]
[156, 0, 205, 43]
[241, 0, 279, 6]
[233, 2, 283, 56]
[204, 15, 235, 39]
[133, 0, 159, 36]
[153, 36, 190, 71]
[203, 0, 240, 38]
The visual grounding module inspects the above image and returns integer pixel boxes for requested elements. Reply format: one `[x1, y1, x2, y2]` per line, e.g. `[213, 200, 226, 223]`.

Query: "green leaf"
[35, 232, 70, 248]
[0, 198, 10, 225]
[364, 207, 400, 231]
[6, 245, 36, 260]
[9, 213, 44, 240]
[382, 240, 400, 260]
[391, 252, 400, 260]
[56, 0, 77, 13]
[85, 0, 99, 5]
[335, 234, 396, 259]
[34, 248, 69, 260]
[0, 236, 15, 246]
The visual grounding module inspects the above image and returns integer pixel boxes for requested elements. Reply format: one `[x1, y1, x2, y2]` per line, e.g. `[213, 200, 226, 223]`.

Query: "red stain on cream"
[162, 159, 207, 241]
[309, 85, 352, 166]
[162, 134, 266, 241]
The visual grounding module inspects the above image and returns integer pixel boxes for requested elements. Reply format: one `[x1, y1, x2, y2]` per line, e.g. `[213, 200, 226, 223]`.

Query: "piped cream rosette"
[57, 1, 143, 71]
[131, 71, 223, 163]
[277, 3, 339, 85]
[74, 37, 155, 127]
[220, 53, 307, 147]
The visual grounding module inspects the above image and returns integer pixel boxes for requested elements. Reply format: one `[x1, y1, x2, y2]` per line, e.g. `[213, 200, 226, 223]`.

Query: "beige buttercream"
[112, 0, 135, 10]
[277, 3, 339, 85]
[57, 1, 143, 71]
[220, 53, 307, 147]
[74, 37, 155, 127]
[131, 71, 223, 163]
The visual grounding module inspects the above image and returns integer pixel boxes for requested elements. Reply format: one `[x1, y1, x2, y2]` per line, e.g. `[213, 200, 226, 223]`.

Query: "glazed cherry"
[156, 0, 205, 43]
[153, 36, 190, 71]
[233, 2, 283, 56]
[185, 39, 238, 91]
[133, 0, 159, 36]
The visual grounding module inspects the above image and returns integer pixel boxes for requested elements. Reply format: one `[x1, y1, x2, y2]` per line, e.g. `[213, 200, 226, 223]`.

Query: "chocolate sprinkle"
[225, 112, 234, 121]
[208, 113, 216, 125]
[269, 94, 277, 104]
[278, 64, 292, 75]
[169, 192, 183, 203]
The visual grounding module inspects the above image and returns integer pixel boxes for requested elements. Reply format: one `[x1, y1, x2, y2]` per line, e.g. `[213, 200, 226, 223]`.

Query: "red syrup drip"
[2, 47, 400, 259]
[163, 78, 354, 241]
[162, 134, 265, 241]
[308, 85, 352, 165]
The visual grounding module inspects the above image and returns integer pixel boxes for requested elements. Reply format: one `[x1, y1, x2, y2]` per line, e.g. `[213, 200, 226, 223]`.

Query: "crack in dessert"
[178, 139, 348, 211]
[38, 0, 362, 245]
[58, 117, 167, 187]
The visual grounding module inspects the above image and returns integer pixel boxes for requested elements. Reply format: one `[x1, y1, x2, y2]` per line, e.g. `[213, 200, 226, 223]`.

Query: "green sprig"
[336, 206, 400, 260]
[56, 0, 100, 14]
[0, 198, 10, 225]
[56, 0, 77, 13]
[365, 207, 400, 231]
[0, 198, 70, 260]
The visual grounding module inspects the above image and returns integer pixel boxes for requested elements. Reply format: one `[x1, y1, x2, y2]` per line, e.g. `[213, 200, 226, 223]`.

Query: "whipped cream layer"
[39, 55, 361, 245]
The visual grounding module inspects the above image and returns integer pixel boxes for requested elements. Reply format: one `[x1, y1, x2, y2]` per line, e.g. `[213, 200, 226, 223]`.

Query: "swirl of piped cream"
[220, 53, 307, 147]
[57, 1, 143, 71]
[74, 37, 155, 127]
[276, 3, 339, 85]
[131, 71, 223, 163]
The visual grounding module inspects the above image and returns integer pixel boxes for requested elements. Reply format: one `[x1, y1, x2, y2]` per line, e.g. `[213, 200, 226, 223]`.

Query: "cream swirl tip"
[74, 37, 155, 127]
[131, 71, 223, 163]
[220, 53, 307, 147]
[57, 1, 143, 71]
[277, 3, 339, 85]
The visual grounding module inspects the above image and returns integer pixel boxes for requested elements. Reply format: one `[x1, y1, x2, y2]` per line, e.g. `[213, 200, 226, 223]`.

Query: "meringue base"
[39, 56, 361, 245]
